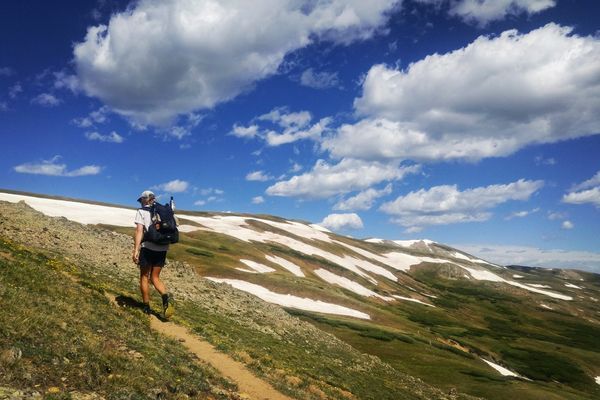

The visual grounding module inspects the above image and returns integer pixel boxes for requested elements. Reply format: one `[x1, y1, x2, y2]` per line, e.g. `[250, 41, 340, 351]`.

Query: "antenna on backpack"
[170, 196, 175, 211]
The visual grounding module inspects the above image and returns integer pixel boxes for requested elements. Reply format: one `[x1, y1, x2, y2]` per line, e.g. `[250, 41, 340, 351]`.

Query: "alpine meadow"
[1, 1, 600, 400]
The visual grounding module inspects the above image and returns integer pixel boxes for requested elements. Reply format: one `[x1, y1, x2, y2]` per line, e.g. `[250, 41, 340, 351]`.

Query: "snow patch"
[453, 252, 473, 261]
[461, 266, 504, 282]
[314, 269, 394, 301]
[459, 265, 572, 301]
[206, 278, 370, 320]
[364, 238, 384, 243]
[512, 274, 524, 279]
[310, 223, 331, 233]
[0, 192, 136, 226]
[392, 295, 435, 307]
[595, 376, 600, 385]
[472, 258, 502, 268]
[181, 214, 388, 284]
[540, 304, 553, 310]
[341, 242, 452, 273]
[481, 359, 519, 378]
[527, 284, 551, 288]
[238, 259, 276, 273]
[564, 283, 583, 289]
[265, 255, 304, 277]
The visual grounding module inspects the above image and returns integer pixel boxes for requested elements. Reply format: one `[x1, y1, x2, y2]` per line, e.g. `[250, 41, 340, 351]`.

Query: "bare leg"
[139, 266, 151, 304]
[150, 266, 167, 295]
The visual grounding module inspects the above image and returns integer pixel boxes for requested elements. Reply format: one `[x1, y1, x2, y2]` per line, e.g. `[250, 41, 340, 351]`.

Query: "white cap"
[137, 190, 155, 203]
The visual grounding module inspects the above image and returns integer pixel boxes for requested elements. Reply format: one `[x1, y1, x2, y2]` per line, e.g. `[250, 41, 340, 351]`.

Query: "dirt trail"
[149, 316, 293, 400]
[105, 294, 293, 400]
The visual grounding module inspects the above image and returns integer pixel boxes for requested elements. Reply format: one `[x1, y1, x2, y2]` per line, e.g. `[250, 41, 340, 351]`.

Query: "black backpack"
[141, 201, 179, 245]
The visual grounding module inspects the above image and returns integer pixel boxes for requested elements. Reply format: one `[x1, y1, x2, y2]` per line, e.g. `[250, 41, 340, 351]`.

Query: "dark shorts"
[138, 248, 167, 268]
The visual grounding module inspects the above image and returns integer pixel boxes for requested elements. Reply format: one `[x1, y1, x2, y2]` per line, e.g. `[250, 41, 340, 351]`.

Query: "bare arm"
[132, 223, 144, 263]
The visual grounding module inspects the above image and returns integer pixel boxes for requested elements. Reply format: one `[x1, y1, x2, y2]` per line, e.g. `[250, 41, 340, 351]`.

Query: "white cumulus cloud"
[300, 68, 340, 89]
[563, 187, 600, 208]
[415, 1, 555, 26]
[233, 107, 332, 146]
[334, 184, 393, 211]
[450, 0, 556, 26]
[31, 93, 61, 107]
[561, 220, 574, 230]
[324, 24, 600, 163]
[570, 171, 600, 192]
[85, 131, 124, 143]
[152, 179, 189, 193]
[73, 106, 110, 128]
[252, 196, 265, 204]
[73, 0, 399, 126]
[13, 156, 101, 177]
[505, 207, 540, 220]
[319, 213, 364, 231]
[230, 124, 259, 139]
[380, 179, 544, 231]
[563, 171, 600, 208]
[246, 170, 274, 182]
[267, 158, 420, 199]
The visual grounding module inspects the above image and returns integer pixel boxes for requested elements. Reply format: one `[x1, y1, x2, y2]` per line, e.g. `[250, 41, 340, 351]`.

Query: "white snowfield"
[265, 255, 305, 277]
[206, 278, 370, 320]
[540, 304, 554, 310]
[180, 214, 390, 284]
[392, 295, 435, 307]
[393, 239, 434, 248]
[527, 284, 551, 288]
[0, 192, 136, 226]
[481, 359, 520, 378]
[314, 268, 394, 301]
[0, 192, 574, 304]
[334, 239, 450, 273]
[237, 259, 276, 274]
[512, 274, 524, 278]
[459, 265, 572, 301]
[595, 376, 600, 385]
[564, 283, 583, 289]
[453, 252, 473, 261]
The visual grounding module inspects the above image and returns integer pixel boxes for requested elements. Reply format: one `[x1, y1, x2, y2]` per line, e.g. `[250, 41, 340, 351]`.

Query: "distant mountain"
[1, 190, 599, 400]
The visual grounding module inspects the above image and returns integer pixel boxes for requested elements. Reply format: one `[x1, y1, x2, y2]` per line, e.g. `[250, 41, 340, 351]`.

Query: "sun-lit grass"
[0, 237, 236, 399]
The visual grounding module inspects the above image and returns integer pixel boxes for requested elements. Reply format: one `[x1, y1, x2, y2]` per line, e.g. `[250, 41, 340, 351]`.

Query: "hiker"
[132, 190, 174, 318]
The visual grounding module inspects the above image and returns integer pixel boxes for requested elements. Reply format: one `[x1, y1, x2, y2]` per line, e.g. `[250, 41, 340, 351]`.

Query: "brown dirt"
[148, 314, 293, 400]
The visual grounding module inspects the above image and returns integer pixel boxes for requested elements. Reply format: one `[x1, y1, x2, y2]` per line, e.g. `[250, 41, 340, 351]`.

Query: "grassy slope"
[160, 229, 600, 400]
[0, 237, 236, 400]
[2, 196, 599, 400]
[1, 201, 463, 400]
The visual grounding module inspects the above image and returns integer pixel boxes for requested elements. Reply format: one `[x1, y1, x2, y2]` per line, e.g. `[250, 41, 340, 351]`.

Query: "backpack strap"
[138, 206, 155, 239]
[140, 205, 155, 219]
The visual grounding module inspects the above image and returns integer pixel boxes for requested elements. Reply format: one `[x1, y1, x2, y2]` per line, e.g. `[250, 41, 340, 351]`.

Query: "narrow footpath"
[149, 315, 294, 400]
[107, 294, 293, 400]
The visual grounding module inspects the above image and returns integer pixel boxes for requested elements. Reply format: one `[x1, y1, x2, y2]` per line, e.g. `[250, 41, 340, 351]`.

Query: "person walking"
[132, 190, 174, 318]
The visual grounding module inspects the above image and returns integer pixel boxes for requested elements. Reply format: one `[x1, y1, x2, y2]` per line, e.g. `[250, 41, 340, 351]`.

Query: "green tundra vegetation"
[1, 199, 599, 400]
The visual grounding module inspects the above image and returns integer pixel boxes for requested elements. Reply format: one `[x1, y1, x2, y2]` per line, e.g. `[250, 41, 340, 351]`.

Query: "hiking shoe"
[142, 303, 152, 315]
[162, 293, 174, 319]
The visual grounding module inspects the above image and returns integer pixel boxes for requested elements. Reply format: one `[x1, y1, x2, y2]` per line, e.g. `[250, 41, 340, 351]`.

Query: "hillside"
[1, 191, 599, 399]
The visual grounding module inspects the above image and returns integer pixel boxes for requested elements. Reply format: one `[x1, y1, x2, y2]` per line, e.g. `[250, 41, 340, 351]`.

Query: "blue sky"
[1, 1, 599, 270]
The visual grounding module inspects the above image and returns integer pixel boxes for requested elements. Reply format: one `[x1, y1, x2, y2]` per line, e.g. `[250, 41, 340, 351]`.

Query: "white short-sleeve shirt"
[134, 208, 169, 252]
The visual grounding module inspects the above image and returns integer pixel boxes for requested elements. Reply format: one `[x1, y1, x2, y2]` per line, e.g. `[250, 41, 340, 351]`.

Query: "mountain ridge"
[1, 190, 599, 399]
